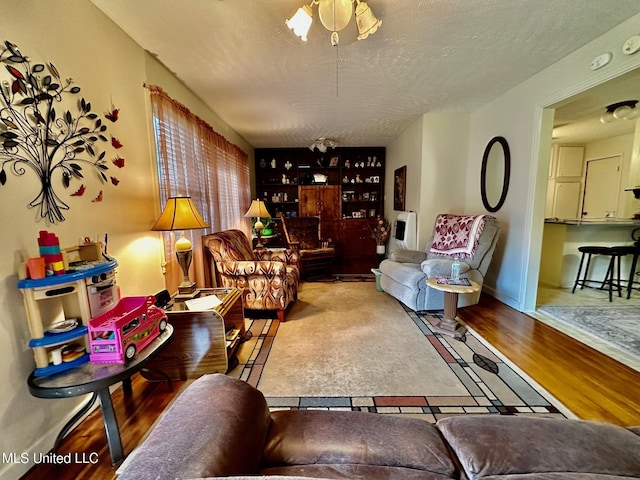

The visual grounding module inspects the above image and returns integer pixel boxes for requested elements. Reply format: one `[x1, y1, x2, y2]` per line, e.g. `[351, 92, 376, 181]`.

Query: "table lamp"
[152, 196, 209, 296]
[244, 199, 271, 248]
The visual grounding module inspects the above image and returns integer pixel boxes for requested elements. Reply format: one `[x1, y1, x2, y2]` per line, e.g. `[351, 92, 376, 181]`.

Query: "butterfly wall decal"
[111, 136, 123, 149]
[70, 185, 86, 197]
[105, 108, 119, 122]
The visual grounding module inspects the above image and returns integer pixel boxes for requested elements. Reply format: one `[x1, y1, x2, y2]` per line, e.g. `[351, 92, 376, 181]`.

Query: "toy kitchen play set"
[17, 231, 119, 377]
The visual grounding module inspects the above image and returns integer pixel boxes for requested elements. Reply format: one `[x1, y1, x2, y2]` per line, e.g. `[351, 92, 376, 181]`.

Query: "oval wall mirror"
[480, 136, 510, 212]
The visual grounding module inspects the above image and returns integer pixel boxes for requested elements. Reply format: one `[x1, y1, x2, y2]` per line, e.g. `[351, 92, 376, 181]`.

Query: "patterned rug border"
[537, 304, 640, 359]
[232, 300, 569, 422]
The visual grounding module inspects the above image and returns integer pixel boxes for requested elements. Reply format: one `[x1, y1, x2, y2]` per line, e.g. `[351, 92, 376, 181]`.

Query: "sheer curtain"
[148, 85, 251, 293]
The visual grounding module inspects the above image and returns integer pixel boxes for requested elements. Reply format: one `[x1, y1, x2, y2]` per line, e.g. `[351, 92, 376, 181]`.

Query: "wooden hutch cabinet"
[299, 185, 341, 244]
[255, 147, 385, 274]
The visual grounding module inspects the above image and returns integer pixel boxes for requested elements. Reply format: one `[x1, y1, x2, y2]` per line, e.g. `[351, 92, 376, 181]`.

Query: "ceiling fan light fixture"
[355, 0, 382, 40]
[600, 99, 638, 123]
[287, 0, 381, 45]
[613, 104, 632, 119]
[310, 138, 337, 152]
[286, 4, 314, 42]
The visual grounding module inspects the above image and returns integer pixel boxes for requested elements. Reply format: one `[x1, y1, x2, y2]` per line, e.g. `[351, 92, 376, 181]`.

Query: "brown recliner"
[280, 215, 335, 280]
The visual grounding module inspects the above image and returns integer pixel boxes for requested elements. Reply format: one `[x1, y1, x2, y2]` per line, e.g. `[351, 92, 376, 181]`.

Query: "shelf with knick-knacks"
[255, 146, 385, 220]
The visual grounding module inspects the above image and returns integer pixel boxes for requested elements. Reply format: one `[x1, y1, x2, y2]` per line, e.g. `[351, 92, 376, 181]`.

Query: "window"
[149, 85, 251, 291]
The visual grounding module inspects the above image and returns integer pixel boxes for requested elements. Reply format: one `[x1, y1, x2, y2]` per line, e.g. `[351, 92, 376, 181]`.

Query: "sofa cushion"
[117, 374, 271, 480]
[261, 464, 455, 479]
[480, 474, 638, 479]
[437, 415, 640, 480]
[262, 410, 457, 478]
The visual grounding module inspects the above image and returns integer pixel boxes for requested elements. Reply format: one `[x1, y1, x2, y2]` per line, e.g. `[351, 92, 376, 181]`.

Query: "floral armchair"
[202, 230, 299, 321]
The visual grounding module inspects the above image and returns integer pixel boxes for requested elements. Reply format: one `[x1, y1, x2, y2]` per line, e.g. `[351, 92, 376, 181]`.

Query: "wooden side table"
[426, 277, 480, 338]
[144, 288, 244, 380]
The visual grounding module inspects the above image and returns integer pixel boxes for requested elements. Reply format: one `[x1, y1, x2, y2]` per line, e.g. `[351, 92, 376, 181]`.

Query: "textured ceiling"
[91, 0, 640, 148]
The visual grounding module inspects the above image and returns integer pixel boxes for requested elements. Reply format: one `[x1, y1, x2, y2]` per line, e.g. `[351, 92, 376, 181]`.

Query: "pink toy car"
[89, 296, 168, 364]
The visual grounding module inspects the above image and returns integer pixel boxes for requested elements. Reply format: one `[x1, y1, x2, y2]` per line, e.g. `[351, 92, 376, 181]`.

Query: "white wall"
[385, 116, 423, 241]
[385, 112, 470, 250]
[0, 2, 249, 478]
[465, 13, 640, 310]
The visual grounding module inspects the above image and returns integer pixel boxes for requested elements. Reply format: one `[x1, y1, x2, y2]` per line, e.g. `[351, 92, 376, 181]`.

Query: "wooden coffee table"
[426, 277, 480, 338]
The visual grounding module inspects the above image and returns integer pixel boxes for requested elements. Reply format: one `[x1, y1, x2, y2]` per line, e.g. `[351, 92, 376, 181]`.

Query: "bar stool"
[602, 246, 630, 301]
[572, 246, 627, 301]
[619, 244, 640, 298]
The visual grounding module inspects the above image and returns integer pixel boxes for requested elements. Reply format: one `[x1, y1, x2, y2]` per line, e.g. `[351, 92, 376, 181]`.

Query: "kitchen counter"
[540, 220, 639, 289]
[544, 218, 640, 226]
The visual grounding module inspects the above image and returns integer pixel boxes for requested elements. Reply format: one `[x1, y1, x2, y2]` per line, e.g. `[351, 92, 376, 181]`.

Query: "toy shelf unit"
[18, 259, 118, 377]
[88, 296, 168, 364]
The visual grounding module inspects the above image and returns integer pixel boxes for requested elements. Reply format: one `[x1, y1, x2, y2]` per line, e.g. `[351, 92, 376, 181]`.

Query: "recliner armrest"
[421, 258, 470, 277]
[388, 249, 427, 264]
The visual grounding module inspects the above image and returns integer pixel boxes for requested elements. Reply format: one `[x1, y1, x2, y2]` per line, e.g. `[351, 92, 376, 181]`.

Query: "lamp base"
[175, 288, 200, 302]
[178, 281, 197, 295]
[176, 249, 197, 295]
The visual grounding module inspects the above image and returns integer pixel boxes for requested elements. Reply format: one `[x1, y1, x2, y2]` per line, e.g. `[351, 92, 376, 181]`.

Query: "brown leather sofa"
[117, 374, 640, 480]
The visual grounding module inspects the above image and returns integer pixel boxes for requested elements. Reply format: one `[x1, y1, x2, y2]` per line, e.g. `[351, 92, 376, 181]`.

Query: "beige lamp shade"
[152, 196, 209, 231]
[244, 199, 271, 220]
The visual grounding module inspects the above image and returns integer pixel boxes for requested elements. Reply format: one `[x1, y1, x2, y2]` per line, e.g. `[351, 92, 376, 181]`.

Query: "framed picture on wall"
[394, 166, 406, 211]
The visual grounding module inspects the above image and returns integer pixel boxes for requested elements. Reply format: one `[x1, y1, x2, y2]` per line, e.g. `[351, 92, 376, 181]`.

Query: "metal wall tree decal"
[0, 40, 122, 224]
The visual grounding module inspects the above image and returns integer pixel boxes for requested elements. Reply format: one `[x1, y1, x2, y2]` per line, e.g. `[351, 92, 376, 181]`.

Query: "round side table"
[426, 277, 480, 338]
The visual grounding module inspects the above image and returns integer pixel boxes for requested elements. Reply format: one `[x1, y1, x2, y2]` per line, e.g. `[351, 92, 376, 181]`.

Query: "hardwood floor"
[461, 295, 640, 426]
[19, 294, 640, 480]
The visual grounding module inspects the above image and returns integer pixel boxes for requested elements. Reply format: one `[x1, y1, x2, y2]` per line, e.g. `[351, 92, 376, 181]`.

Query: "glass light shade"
[152, 196, 209, 231]
[613, 105, 632, 119]
[318, 0, 353, 32]
[286, 5, 313, 41]
[625, 107, 640, 120]
[355, 1, 381, 40]
[244, 199, 271, 219]
[600, 111, 614, 124]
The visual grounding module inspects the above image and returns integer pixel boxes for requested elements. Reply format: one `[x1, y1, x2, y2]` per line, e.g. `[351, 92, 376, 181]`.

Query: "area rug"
[232, 283, 567, 421]
[537, 305, 640, 359]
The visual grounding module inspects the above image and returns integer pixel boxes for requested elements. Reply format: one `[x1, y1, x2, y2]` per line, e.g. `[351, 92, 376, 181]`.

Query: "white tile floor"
[534, 284, 640, 371]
